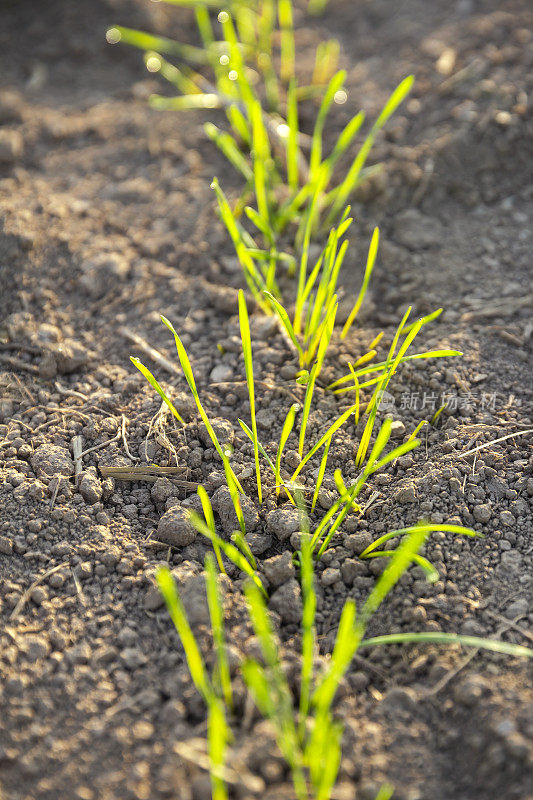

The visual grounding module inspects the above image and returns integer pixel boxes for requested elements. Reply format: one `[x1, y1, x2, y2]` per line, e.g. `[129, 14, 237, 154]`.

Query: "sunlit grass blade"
[358, 525, 431, 630]
[311, 437, 331, 512]
[143, 51, 202, 95]
[239, 290, 262, 503]
[207, 699, 230, 800]
[374, 784, 395, 800]
[244, 206, 274, 244]
[205, 123, 253, 182]
[294, 179, 324, 333]
[243, 580, 308, 798]
[156, 566, 210, 699]
[299, 362, 318, 457]
[341, 226, 379, 338]
[322, 110, 365, 177]
[130, 357, 184, 423]
[286, 77, 300, 191]
[291, 403, 358, 482]
[264, 291, 304, 361]
[222, 457, 246, 535]
[276, 402, 300, 497]
[347, 363, 360, 424]
[312, 38, 340, 85]
[409, 420, 428, 441]
[360, 523, 480, 558]
[312, 598, 359, 711]
[212, 178, 269, 311]
[198, 485, 225, 573]
[363, 550, 440, 583]
[227, 104, 251, 146]
[325, 75, 414, 225]
[309, 70, 346, 181]
[278, 0, 295, 84]
[328, 348, 463, 392]
[205, 553, 233, 710]
[189, 511, 267, 597]
[238, 419, 275, 472]
[358, 632, 533, 659]
[150, 93, 221, 110]
[107, 25, 212, 64]
[401, 307, 443, 333]
[231, 530, 257, 570]
[160, 314, 243, 493]
[299, 530, 316, 736]
[251, 99, 272, 229]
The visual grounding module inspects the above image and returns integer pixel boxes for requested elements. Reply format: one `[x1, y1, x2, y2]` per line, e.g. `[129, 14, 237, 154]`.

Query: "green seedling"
[158, 516, 532, 800]
[132, 316, 244, 505]
[198, 485, 225, 573]
[189, 506, 267, 597]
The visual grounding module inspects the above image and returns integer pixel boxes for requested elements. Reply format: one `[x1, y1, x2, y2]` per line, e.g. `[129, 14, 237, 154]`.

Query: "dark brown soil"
[0, 1, 532, 799]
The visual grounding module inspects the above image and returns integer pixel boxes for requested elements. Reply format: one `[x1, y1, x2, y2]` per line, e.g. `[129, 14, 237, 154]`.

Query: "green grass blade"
[194, 4, 214, 47]
[207, 699, 230, 800]
[263, 291, 304, 360]
[150, 93, 221, 110]
[212, 178, 268, 310]
[278, 0, 295, 83]
[107, 25, 211, 64]
[156, 566, 211, 699]
[286, 77, 299, 191]
[244, 206, 274, 244]
[143, 51, 202, 95]
[239, 290, 262, 503]
[325, 75, 414, 224]
[313, 598, 359, 710]
[205, 553, 233, 710]
[309, 70, 346, 181]
[231, 530, 257, 570]
[358, 525, 431, 631]
[275, 402, 300, 497]
[311, 437, 331, 512]
[238, 419, 276, 472]
[160, 315, 243, 493]
[291, 403, 358, 482]
[298, 531, 316, 737]
[130, 357, 184, 423]
[323, 110, 365, 176]
[198, 485, 225, 573]
[189, 511, 267, 597]
[360, 523, 480, 558]
[371, 437, 420, 472]
[205, 122, 253, 182]
[251, 99, 272, 229]
[341, 226, 379, 339]
[359, 632, 533, 659]
[227, 104, 251, 146]
[401, 307, 443, 333]
[299, 362, 318, 457]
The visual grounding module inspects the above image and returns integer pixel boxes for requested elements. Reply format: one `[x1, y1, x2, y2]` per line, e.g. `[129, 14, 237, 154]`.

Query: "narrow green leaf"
[130, 357, 184, 423]
[341, 226, 379, 338]
[205, 553, 233, 710]
[359, 633, 533, 659]
[156, 566, 211, 699]
[239, 290, 262, 503]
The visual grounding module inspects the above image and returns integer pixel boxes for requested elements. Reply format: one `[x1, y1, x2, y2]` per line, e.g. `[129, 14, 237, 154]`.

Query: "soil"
[1, 1, 532, 799]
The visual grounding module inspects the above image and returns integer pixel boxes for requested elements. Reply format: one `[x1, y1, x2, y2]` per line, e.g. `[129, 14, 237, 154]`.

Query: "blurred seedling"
[157, 554, 232, 800]
[106, 3, 412, 246]
[156, 528, 533, 800]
